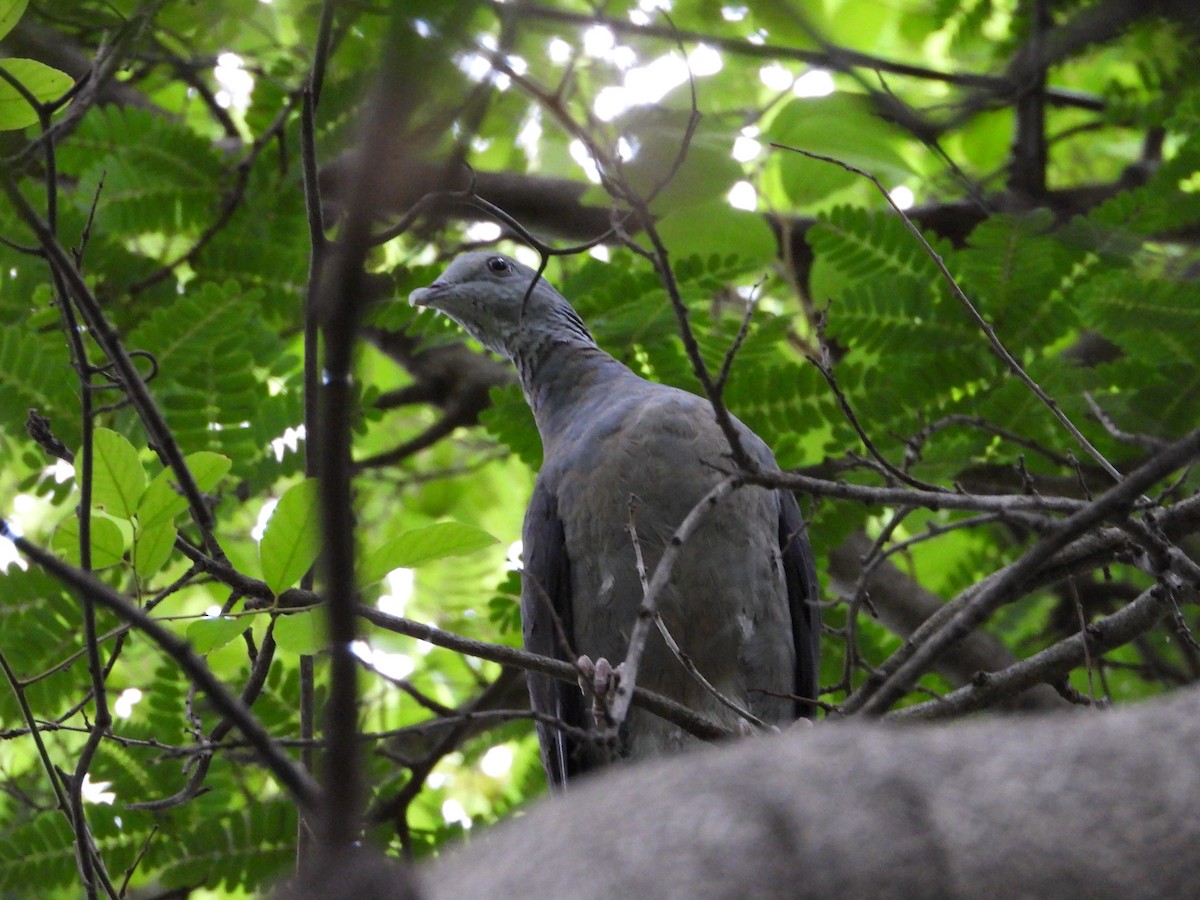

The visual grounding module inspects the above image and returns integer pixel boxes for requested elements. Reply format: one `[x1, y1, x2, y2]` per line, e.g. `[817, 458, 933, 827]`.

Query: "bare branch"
[890, 583, 1178, 720]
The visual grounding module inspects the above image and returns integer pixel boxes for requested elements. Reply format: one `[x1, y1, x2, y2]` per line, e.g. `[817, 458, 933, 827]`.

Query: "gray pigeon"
[410, 252, 819, 786]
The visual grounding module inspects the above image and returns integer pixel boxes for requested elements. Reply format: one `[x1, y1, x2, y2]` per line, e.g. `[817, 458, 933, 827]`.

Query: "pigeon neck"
[514, 335, 633, 439]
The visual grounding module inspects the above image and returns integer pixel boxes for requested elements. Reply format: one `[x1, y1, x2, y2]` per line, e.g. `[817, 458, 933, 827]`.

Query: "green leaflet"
[360, 521, 499, 586]
[259, 478, 319, 595]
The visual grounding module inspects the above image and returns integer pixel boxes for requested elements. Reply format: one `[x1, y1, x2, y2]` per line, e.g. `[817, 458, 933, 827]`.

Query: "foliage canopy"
[1, 0, 1198, 895]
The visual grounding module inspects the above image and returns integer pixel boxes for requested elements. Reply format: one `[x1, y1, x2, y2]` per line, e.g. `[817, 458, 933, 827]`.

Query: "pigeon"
[411, 252, 819, 786]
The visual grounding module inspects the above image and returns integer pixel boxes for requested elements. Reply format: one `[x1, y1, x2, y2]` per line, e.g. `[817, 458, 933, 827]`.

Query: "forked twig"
[607, 477, 742, 733]
[626, 499, 771, 731]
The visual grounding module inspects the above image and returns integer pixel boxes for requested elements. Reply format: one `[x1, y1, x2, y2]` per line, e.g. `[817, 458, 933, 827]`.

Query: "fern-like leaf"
[56, 107, 226, 236]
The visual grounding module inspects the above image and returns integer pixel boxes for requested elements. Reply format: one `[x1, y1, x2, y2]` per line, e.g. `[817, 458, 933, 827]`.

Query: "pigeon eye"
[486, 256, 512, 275]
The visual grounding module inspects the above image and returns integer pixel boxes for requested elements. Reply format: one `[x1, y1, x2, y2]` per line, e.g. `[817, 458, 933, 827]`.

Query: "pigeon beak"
[409, 281, 447, 308]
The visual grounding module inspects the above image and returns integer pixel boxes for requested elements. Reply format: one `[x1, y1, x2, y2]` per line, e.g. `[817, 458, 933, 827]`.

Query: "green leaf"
[770, 150, 858, 205]
[137, 451, 232, 530]
[273, 610, 325, 655]
[57, 107, 227, 234]
[480, 383, 541, 468]
[189, 451, 235, 491]
[629, 130, 742, 215]
[656, 202, 778, 266]
[0, 58, 73, 130]
[137, 470, 188, 531]
[52, 514, 126, 570]
[0, 0, 28, 43]
[152, 798, 296, 891]
[133, 521, 176, 579]
[125, 281, 285, 471]
[186, 616, 247, 655]
[0, 326, 79, 450]
[84, 428, 146, 520]
[768, 94, 913, 203]
[259, 479, 319, 594]
[360, 522, 498, 586]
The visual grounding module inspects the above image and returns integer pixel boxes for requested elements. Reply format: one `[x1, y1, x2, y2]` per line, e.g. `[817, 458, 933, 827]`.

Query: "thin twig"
[1067, 577, 1098, 703]
[903, 413, 1077, 470]
[771, 142, 1125, 485]
[808, 342, 946, 492]
[743, 468, 1092, 516]
[498, 2, 1104, 111]
[626, 500, 769, 729]
[1084, 392, 1168, 451]
[713, 277, 765, 397]
[606, 477, 743, 733]
[838, 507, 913, 695]
[19, 75, 120, 898]
[296, 0, 335, 867]
[653, 613, 771, 730]
[128, 623, 280, 811]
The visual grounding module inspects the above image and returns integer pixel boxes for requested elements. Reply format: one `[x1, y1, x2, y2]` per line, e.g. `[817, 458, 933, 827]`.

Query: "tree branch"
[417, 685, 1200, 899]
[856, 425, 1200, 714]
[890, 582, 1179, 720]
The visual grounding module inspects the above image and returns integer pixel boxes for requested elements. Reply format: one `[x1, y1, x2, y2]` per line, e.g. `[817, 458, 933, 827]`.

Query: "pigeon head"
[409, 252, 594, 359]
